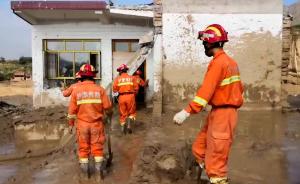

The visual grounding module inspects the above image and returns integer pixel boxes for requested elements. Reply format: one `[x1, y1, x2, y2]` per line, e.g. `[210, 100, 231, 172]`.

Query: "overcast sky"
[0, 0, 298, 59]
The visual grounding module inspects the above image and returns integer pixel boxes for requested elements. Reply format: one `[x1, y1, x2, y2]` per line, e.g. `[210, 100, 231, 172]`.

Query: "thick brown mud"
[0, 104, 299, 184]
[0, 103, 151, 184]
[129, 111, 300, 184]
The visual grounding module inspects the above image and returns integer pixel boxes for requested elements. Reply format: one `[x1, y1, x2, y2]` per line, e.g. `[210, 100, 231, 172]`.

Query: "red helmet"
[135, 70, 142, 75]
[117, 64, 129, 72]
[79, 64, 96, 77]
[198, 24, 228, 43]
[75, 72, 81, 79]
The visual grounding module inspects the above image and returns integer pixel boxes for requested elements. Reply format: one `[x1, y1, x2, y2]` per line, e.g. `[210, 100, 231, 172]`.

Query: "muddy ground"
[0, 81, 300, 184]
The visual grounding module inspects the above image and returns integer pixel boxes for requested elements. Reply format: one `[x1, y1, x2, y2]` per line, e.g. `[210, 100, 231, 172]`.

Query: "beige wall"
[161, 1, 283, 111]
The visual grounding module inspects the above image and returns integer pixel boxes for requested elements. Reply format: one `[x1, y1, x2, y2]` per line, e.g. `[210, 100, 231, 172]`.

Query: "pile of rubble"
[0, 101, 26, 117]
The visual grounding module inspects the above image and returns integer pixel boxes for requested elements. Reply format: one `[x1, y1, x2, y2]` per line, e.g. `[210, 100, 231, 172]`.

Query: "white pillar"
[152, 34, 163, 120]
[32, 28, 44, 108]
[101, 38, 113, 89]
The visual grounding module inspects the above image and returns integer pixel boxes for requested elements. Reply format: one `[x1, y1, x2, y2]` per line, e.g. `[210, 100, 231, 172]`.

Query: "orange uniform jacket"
[63, 82, 80, 97]
[185, 50, 243, 113]
[68, 81, 112, 125]
[134, 75, 146, 88]
[113, 73, 138, 94]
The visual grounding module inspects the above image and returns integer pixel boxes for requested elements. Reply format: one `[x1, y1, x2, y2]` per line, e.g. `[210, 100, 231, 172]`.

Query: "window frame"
[43, 39, 101, 80]
[112, 39, 139, 52]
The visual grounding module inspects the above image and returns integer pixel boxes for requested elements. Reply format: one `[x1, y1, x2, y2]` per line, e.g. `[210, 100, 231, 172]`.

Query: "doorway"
[136, 61, 146, 107]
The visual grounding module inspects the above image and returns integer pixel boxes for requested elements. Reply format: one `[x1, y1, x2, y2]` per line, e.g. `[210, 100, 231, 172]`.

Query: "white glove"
[173, 110, 190, 125]
[112, 92, 119, 97]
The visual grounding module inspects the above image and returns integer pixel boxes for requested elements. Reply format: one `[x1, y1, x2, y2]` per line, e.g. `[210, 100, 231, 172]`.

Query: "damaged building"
[12, 0, 284, 112]
[154, 0, 283, 113]
[11, 0, 154, 107]
[281, 1, 300, 110]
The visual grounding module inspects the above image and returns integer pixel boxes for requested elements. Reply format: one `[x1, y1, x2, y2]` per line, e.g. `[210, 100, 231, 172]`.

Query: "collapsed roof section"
[11, 1, 153, 25]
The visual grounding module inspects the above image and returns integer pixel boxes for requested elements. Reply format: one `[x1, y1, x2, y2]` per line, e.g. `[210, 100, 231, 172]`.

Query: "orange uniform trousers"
[118, 93, 136, 124]
[76, 120, 105, 160]
[192, 107, 237, 178]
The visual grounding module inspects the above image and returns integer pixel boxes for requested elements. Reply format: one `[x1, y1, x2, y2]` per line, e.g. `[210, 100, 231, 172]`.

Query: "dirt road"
[0, 80, 32, 107]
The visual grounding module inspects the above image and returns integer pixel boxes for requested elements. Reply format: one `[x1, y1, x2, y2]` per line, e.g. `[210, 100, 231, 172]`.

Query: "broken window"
[44, 40, 101, 80]
[59, 53, 73, 77]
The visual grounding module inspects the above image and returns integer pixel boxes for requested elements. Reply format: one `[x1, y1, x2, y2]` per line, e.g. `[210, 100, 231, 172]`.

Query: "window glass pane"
[131, 42, 139, 52]
[47, 41, 64, 51]
[90, 54, 100, 78]
[75, 53, 89, 73]
[115, 42, 129, 52]
[66, 41, 82, 51]
[59, 53, 74, 77]
[46, 53, 58, 78]
[85, 42, 101, 51]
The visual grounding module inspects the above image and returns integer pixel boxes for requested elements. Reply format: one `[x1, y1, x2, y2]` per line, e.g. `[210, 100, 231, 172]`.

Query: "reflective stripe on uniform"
[117, 82, 134, 86]
[210, 177, 228, 183]
[67, 114, 77, 120]
[129, 116, 136, 120]
[94, 156, 104, 163]
[77, 99, 102, 105]
[192, 96, 208, 107]
[79, 158, 89, 164]
[220, 75, 241, 86]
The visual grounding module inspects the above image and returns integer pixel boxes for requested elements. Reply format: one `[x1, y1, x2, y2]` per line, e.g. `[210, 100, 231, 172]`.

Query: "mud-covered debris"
[12, 106, 67, 125]
[0, 101, 26, 117]
[250, 141, 274, 152]
[156, 154, 185, 182]
[141, 145, 161, 164]
[285, 130, 300, 139]
[7, 176, 16, 183]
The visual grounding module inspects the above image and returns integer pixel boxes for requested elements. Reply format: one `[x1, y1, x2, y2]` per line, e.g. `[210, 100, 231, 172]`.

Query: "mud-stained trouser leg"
[77, 122, 90, 174]
[192, 119, 209, 164]
[126, 94, 136, 133]
[118, 95, 129, 125]
[90, 122, 105, 163]
[205, 108, 237, 182]
[127, 94, 136, 120]
[77, 122, 90, 164]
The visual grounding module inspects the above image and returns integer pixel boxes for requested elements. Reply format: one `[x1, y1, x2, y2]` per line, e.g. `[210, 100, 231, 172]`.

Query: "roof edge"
[11, 1, 108, 11]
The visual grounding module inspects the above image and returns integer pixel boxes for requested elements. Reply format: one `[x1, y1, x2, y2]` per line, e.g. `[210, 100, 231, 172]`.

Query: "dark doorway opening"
[135, 61, 146, 108]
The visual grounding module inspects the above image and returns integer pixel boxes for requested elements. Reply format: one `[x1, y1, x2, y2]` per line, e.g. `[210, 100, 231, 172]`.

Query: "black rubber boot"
[95, 161, 104, 181]
[122, 122, 127, 135]
[127, 118, 134, 134]
[79, 163, 89, 179]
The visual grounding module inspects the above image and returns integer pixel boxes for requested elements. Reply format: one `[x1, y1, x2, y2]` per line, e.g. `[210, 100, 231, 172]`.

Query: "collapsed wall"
[161, 0, 283, 111]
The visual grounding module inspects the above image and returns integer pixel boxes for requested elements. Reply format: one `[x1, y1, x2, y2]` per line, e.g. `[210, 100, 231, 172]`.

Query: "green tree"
[0, 57, 5, 63]
[19, 56, 32, 65]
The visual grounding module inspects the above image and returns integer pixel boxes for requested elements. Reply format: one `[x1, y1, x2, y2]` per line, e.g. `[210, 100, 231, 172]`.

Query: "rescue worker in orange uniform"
[67, 64, 112, 175]
[173, 24, 243, 184]
[62, 72, 81, 97]
[133, 70, 149, 105]
[133, 70, 148, 90]
[113, 64, 138, 134]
